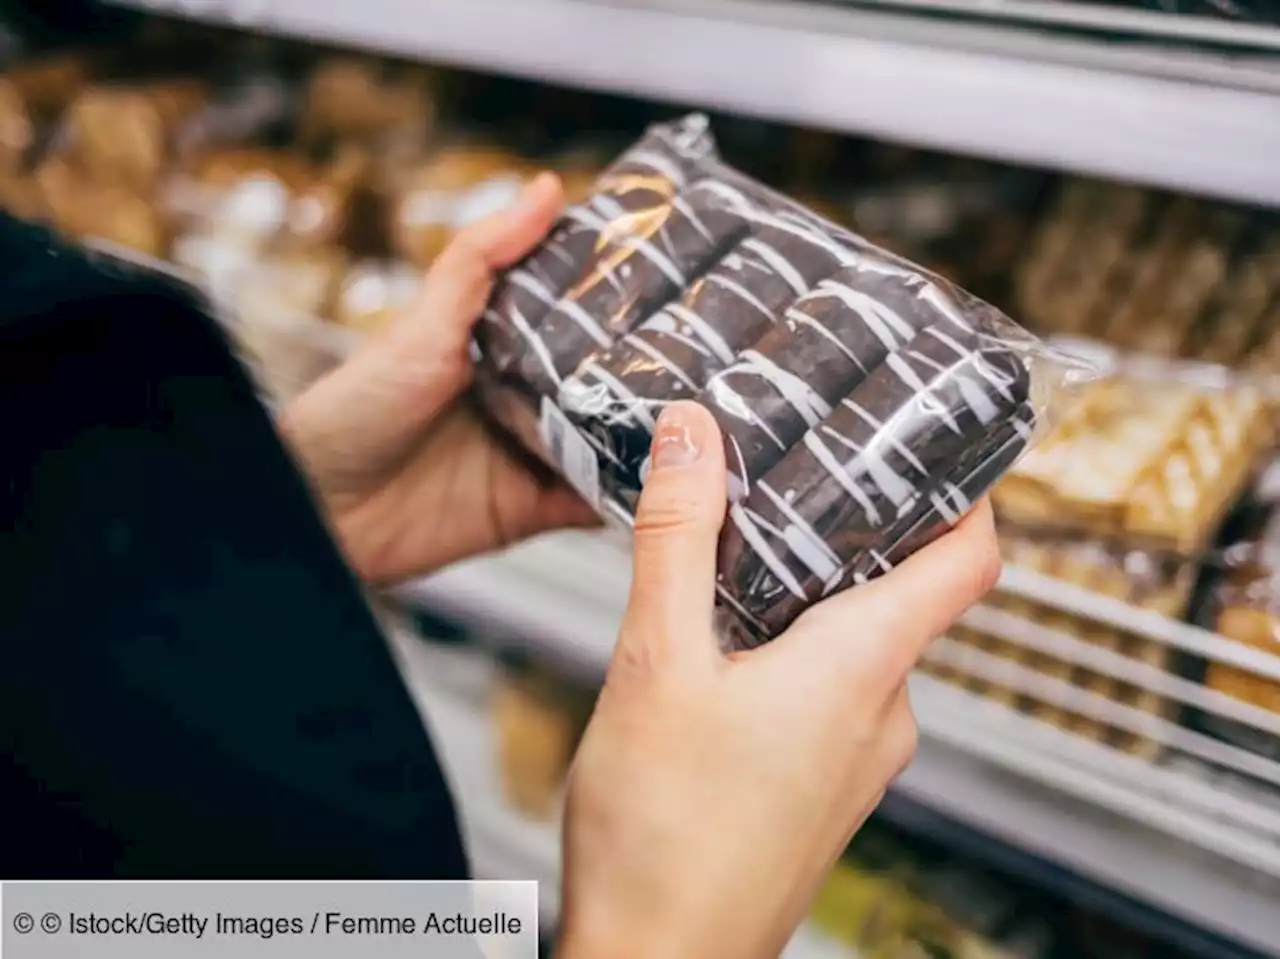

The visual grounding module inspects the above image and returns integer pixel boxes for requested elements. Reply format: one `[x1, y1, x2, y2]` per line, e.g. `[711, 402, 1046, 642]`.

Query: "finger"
[616, 401, 727, 671]
[784, 499, 1001, 681]
[409, 171, 565, 345]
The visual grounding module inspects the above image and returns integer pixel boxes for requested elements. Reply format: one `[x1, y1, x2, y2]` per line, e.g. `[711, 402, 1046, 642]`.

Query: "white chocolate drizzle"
[666, 303, 737, 365]
[817, 426, 917, 513]
[729, 503, 809, 599]
[731, 349, 832, 428]
[783, 306, 862, 369]
[578, 359, 657, 430]
[634, 311, 715, 358]
[886, 353, 963, 435]
[758, 480, 842, 580]
[813, 279, 914, 352]
[742, 238, 808, 295]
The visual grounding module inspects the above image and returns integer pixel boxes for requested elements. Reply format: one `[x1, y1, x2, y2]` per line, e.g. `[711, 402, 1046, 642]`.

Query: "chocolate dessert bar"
[716, 327, 1032, 642]
[474, 115, 1069, 649]
[479, 121, 715, 375]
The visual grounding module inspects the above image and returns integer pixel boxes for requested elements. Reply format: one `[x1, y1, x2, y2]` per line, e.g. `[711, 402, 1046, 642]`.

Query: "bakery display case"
[9, 3, 1280, 957]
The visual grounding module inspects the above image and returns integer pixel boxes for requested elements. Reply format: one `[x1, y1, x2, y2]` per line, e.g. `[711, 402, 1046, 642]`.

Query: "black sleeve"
[0, 215, 469, 880]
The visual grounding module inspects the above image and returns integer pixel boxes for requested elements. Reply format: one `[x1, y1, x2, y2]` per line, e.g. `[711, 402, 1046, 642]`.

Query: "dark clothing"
[0, 216, 468, 879]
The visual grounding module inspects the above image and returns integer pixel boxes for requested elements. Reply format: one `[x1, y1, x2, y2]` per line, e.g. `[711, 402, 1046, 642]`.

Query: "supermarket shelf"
[395, 532, 1280, 957]
[385, 628, 846, 958]
[111, 0, 1280, 207]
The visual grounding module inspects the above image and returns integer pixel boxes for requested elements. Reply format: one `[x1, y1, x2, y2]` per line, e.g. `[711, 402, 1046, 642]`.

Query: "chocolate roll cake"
[710, 263, 983, 502]
[479, 120, 716, 376]
[471, 114, 1066, 649]
[557, 202, 866, 505]
[717, 326, 1033, 642]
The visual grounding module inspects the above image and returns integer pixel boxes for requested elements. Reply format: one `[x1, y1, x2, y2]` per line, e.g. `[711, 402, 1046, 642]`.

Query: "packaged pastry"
[491, 658, 594, 820]
[299, 56, 435, 152]
[57, 81, 210, 190]
[992, 344, 1273, 555]
[390, 146, 534, 267]
[976, 532, 1192, 757]
[473, 114, 1090, 650]
[1201, 510, 1280, 755]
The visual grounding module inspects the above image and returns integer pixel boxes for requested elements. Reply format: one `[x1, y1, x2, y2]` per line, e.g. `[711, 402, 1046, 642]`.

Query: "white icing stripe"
[555, 298, 614, 348]
[633, 316, 713, 358]
[567, 204, 686, 286]
[819, 426, 917, 511]
[707, 274, 775, 323]
[708, 378, 787, 450]
[945, 481, 972, 513]
[866, 550, 894, 573]
[758, 481, 842, 580]
[784, 307, 862, 368]
[670, 194, 715, 243]
[622, 149, 688, 187]
[839, 400, 929, 475]
[737, 207, 859, 265]
[742, 238, 808, 296]
[886, 353, 963, 435]
[1012, 413, 1034, 441]
[623, 335, 700, 392]
[924, 326, 1018, 403]
[953, 369, 1000, 425]
[666, 303, 736, 365]
[918, 283, 977, 334]
[509, 270, 561, 309]
[803, 431, 883, 525]
[509, 305, 561, 386]
[580, 360, 656, 430]
[689, 179, 755, 213]
[729, 503, 808, 599]
[734, 350, 832, 428]
[929, 490, 961, 524]
[814, 280, 914, 351]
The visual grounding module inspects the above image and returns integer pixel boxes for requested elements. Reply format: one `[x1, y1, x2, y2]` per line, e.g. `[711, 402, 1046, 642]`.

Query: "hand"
[558, 401, 1001, 959]
[281, 173, 597, 586]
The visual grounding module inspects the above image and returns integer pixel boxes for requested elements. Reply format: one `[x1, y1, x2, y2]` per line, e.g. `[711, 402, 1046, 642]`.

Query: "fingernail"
[651, 403, 702, 471]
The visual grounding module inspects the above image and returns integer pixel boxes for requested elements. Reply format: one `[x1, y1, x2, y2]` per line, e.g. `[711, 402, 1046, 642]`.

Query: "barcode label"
[539, 397, 602, 512]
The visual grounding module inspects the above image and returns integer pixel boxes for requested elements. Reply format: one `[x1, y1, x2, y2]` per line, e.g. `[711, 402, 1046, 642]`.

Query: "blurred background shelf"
[109, 0, 1280, 207]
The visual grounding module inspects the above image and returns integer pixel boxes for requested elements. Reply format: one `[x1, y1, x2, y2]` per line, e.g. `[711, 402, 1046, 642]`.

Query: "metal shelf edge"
[113, 0, 1280, 207]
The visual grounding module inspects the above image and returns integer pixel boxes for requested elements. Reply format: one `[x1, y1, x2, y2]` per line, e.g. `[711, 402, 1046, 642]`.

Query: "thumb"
[619, 401, 727, 667]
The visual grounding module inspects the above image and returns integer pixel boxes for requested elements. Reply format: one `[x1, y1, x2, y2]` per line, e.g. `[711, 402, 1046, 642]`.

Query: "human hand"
[558, 401, 1001, 959]
[281, 173, 597, 586]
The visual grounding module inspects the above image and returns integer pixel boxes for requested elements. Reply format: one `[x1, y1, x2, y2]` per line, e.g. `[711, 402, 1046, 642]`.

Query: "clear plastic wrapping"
[473, 115, 1091, 650]
[992, 339, 1276, 557]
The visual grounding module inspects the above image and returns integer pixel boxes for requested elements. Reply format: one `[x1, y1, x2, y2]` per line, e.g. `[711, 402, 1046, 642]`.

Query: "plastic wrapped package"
[1200, 510, 1280, 757]
[471, 115, 1090, 650]
[56, 75, 294, 195]
[992, 344, 1274, 556]
[931, 532, 1196, 759]
[298, 56, 436, 154]
[389, 146, 535, 268]
[167, 145, 381, 254]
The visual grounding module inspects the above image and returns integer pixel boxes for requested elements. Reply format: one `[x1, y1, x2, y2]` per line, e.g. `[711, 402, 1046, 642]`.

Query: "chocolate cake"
[474, 114, 1062, 648]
